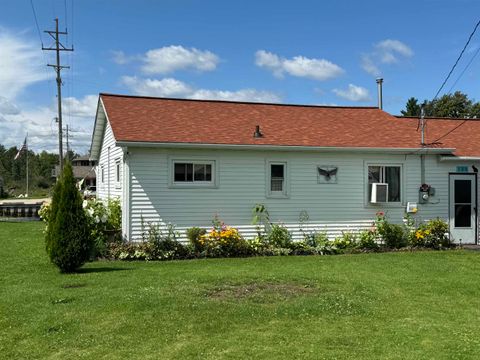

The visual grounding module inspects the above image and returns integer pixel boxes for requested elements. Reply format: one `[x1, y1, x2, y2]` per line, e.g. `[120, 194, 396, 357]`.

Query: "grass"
[2, 222, 480, 359]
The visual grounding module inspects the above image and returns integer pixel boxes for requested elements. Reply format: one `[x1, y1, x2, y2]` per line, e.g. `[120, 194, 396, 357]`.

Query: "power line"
[426, 119, 469, 146]
[29, 0, 43, 47]
[447, 45, 480, 93]
[433, 19, 480, 100]
[421, 18, 480, 145]
[64, 0, 69, 33]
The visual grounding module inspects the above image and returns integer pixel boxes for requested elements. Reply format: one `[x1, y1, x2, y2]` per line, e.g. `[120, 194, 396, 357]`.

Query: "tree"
[46, 162, 92, 273]
[400, 97, 421, 117]
[401, 91, 480, 118]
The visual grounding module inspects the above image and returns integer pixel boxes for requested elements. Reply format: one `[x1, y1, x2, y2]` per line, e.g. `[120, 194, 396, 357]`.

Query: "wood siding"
[96, 120, 124, 202]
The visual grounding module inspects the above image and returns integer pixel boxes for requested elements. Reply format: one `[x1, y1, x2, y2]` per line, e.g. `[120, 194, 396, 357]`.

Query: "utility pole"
[42, 18, 73, 173]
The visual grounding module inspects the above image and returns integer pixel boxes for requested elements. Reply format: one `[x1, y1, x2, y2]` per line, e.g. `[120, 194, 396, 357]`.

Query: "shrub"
[200, 223, 250, 257]
[266, 224, 292, 248]
[357, 229, 379, 250]
[144, 222, 189, 260]
[46, 162, 92, 273]
[83, 198, 122, 257]
[378, 222, 407, 249]
[186, 227, 207, 253]
[333, 232, 357, 249]
[304, 231, 329, 247]
[411, 218, 450, 249]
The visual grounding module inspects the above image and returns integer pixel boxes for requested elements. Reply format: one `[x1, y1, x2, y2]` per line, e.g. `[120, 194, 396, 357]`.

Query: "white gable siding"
[96, 120, 124, 202]
[126, 147, 475, 241]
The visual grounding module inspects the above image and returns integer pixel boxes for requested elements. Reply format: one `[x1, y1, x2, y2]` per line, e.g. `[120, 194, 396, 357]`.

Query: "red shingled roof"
[399, 117, 480, 157]
[99, 93, 452, 151]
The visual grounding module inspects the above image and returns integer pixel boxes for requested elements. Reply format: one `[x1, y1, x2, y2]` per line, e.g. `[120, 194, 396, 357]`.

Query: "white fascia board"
[89, 98, 108, 161]
[115, 140, 455, 155]
[439, 156, 480, 162]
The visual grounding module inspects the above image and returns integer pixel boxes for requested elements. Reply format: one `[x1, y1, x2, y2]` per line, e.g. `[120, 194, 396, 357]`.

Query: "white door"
[449, 174, 476, 244]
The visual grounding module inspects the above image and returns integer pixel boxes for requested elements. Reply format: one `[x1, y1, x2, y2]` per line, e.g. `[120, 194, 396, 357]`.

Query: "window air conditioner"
[371, 183, 388, 203]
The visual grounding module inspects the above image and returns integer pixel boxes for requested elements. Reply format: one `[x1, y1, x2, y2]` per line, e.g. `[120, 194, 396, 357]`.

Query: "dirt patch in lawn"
[207, 282, 317, 301]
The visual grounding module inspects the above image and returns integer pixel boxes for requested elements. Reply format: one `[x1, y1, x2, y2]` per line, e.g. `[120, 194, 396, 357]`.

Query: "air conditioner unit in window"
[371, 183, 388, 203]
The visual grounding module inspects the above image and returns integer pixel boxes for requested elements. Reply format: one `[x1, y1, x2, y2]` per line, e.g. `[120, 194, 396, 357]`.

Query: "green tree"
[400, 97, 421, 116]
[46, 162, 92, 273]
[402, 91, 480, 118]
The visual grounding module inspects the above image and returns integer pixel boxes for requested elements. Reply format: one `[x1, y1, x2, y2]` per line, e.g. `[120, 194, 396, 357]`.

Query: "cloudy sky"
[1, 0, 479, 153]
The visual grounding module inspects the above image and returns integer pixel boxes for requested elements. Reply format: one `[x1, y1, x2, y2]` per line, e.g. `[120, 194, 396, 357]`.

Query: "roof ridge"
[396, 115, 480, 121]
[99, 92, 379, 110]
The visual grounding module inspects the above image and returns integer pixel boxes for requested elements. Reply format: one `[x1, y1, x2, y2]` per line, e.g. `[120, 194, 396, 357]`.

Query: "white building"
[90, 93, 480, 244]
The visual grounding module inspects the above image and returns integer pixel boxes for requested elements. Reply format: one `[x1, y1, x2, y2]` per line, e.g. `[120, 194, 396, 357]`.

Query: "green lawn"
[2, 222, 480, 359]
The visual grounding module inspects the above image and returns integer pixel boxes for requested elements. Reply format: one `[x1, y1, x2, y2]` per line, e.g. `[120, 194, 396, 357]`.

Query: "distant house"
[90, 93, 480, 244]
[53, 155, 97, 189]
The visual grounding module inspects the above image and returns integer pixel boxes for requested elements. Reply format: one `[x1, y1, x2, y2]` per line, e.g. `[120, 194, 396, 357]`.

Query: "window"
[267, 162, 287, 197]
[173, 161, 214, 185]
[115, 159, 121, 186]
[368, 165, 401, 202]
[101, 166, 105, 184]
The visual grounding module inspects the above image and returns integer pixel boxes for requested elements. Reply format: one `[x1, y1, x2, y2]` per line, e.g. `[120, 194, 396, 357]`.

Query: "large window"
[267, 162, 287, 197]
[368, 165, 401, 202]
[173, 161, 214, 185]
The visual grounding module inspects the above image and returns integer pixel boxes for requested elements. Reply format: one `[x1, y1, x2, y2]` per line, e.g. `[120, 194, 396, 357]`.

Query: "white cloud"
[0, 95, 97, 153]
[255, 50, 344, 81]
[361, 39, 413, 76]
[0, 96, 20, 115]
[140, 45, 220, 75]
[63, 95, 99, 117]
[111, 50, 135, 65]
[333, 84, 371, 102]
[332, 84, 371, 101]
[121, 76, 194, 97]
[121, 76, 281, 103]
[189, 89, 281, 103]
[376, 39, 414, 62]
[0, 28, 51, 99]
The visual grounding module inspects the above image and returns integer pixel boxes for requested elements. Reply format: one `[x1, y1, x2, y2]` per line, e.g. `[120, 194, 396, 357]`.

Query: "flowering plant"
[199, 216, 248, 257]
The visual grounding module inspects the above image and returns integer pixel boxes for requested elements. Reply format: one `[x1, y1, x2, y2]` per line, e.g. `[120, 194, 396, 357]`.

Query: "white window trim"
[115, 158, 121, 189]
[365, 162, 404, 207]
[266, 160, 289, 198]
[169, 158, 218, 188]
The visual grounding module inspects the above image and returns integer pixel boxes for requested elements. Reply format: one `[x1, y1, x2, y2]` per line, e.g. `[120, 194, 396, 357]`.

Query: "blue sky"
[0, 0, 479, 152]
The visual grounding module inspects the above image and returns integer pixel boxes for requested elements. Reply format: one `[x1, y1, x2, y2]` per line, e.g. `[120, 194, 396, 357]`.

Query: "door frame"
[448, 172, 477, 244]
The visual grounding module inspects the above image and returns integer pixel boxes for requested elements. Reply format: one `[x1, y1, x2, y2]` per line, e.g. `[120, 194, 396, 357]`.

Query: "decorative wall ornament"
[317, 166, 338, 184]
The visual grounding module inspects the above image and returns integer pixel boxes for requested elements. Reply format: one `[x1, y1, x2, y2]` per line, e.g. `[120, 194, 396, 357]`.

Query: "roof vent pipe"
[253, 125, 263, 138]
[376, 78, 383, 110]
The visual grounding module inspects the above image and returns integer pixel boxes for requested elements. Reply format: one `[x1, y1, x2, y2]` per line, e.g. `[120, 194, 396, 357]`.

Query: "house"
[89, 93, 480, 244]
[53, 155, 97, 189]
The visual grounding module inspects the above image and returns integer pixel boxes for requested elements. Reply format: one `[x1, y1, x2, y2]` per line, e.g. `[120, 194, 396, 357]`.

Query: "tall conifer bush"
[46, 162, 92, 272]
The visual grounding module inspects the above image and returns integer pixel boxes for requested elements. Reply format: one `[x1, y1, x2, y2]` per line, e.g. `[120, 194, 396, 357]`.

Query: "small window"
[101, 166, 105, 184]
[268, 162, 287, 197]
[115, 160, 121, 184]
[271, 164, 284, 192]
[368, 165, 401, 202]
[173, 161, 214, 185]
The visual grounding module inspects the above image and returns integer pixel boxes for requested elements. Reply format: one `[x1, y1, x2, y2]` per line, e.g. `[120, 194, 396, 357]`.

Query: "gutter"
[439, 156, 480, 162]
[115, 140, 455, 155]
